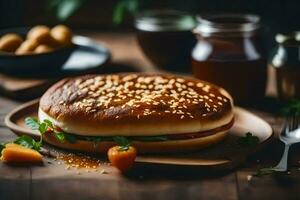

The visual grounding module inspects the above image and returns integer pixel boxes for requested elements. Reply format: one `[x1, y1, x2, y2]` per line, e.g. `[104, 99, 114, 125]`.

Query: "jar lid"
[194, 14, 260, 37]
[135, 10, 196, 32]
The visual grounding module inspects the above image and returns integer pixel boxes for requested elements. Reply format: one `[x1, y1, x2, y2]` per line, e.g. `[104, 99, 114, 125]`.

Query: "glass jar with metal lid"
[192, 14, 267, 104]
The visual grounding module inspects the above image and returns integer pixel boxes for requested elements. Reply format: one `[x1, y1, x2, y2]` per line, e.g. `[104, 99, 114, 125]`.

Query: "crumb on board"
[53, 151, 110, 174]
[247, 175, 252, 181]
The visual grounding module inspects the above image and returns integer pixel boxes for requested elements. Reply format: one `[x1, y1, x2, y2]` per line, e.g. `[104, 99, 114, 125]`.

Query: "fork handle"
[274, 143, 291, 171]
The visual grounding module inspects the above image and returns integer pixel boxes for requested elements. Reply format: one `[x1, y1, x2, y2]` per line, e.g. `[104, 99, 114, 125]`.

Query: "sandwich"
[38, 73, 234, 153]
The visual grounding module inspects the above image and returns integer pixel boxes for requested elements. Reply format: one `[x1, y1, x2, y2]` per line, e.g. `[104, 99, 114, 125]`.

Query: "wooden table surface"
[0, 32, 300, 200]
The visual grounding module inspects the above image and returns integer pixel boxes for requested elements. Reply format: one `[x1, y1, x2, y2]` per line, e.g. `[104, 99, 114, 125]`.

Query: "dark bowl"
[0, 27, 76, 76]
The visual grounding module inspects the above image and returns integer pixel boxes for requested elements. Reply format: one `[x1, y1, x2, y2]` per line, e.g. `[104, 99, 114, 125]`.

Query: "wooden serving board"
[4, 99, 273, 170]
[0, 74, 56, 100]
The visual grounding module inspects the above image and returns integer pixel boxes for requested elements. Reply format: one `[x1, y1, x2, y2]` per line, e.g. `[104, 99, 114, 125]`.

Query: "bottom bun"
[43, 131, 229, 153]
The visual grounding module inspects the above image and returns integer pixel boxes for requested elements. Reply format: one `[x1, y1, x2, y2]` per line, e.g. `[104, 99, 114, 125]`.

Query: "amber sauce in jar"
[192, 15, 267, 104]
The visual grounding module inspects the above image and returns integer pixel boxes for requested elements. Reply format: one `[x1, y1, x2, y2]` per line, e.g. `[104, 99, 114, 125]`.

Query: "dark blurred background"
[1, 0, 299, 50]
[1, 0, 299, 31]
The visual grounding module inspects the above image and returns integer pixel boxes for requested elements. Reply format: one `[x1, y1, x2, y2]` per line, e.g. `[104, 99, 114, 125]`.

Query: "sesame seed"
[59, 74, 230, 120]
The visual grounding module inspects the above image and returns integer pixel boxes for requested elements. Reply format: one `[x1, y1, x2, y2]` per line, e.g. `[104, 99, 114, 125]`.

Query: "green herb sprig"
[253, 167, 275, 177]
[24, 117, 170, 149]
[0, 121, 43, 156]
[113, 136, 131, 151]
[21, 117, 54, 151]
[14, 135, 42, 151]
[25, 117, 69, 143]
[0, 117, 72, 155]
[0, 134, 43, 157]
[281, 99, 300, 117]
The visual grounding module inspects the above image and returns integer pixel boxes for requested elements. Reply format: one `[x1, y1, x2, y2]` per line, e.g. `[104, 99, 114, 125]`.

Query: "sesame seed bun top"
[39, 73, 234, 136]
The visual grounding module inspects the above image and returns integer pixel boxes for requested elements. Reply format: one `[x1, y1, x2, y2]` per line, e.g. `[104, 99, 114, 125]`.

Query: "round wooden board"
[4, 99, 273, 169]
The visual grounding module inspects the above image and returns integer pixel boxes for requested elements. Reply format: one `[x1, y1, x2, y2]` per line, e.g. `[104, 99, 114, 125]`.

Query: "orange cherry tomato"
[107, 145, 137, 172]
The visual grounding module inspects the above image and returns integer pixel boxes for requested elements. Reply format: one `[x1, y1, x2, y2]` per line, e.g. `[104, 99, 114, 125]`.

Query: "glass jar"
[135, 10, 197, 72]
[192, 14, 267, 104]
[270, 33, 300, 100]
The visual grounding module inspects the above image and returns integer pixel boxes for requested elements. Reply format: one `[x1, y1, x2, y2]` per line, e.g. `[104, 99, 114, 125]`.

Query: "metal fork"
[273, 115, 300, 172]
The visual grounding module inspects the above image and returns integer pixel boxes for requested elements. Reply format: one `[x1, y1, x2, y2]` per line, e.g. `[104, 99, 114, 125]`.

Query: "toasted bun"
[39, 73, 234, 137]
[43, 130, 228, 153]
[40, 73, 234, 153]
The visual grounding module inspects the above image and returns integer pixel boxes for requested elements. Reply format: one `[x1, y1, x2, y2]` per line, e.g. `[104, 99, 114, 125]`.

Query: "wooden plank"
[0, 127, 19, 143]
[237, 167, 300, 200]
[0, 163, 31, 200]
[0, 97, 19, 128]
[0, 98, 31, 200]
[118, 173, 238, 200]
[30, 155, 120, 200]
[0, 96, 19, 113]
[30, 172, 239, 200]
[0, 127, 31, 200]
[0, 74, 53, 101]
[31, 178, 120, 200]
[29, 155, 239, 200]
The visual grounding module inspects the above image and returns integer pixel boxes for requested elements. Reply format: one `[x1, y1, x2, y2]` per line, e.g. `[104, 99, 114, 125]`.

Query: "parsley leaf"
[25, 117, 40, 130]
[39, 123, 48, 134]
[114, 136, 131, 146]
[253, 167, 274, 177]
[238, 132, 260, 147]
[43, 119, 54, 129]
[55, 132, 65, 143]
[14, 135, 42, 151]
[113, 136, 131, 151]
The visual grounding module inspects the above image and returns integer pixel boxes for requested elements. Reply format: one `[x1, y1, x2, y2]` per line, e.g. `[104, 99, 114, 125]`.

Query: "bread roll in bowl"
[39, 73, 234, 153]
[50, 25, 73, 47]
[0, 33, 23, 52]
